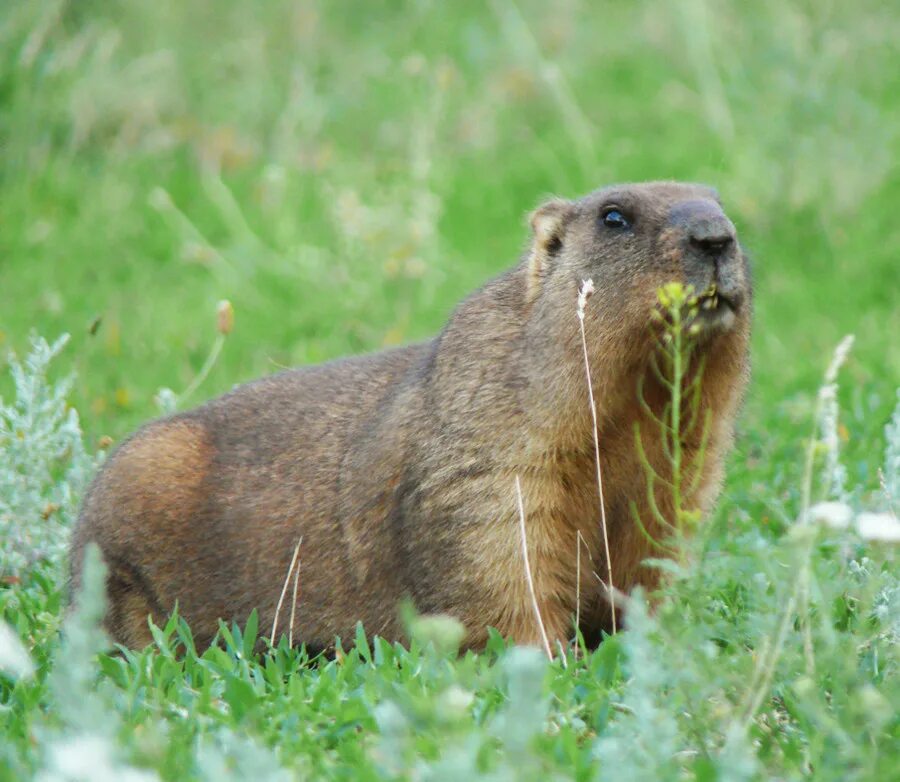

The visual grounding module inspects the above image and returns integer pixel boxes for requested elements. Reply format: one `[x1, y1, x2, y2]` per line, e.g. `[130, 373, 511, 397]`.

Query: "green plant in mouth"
[631, 281, 713, 569]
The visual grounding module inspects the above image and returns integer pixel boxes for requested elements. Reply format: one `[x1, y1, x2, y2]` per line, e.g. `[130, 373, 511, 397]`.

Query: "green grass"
[1, 1, 898, 779]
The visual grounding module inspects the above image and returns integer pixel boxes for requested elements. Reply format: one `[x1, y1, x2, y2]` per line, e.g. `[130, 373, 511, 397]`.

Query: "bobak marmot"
[70, 181, 751, 652]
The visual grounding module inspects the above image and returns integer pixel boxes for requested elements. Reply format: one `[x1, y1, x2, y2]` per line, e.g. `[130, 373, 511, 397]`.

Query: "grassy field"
[1, 1, 898, 779]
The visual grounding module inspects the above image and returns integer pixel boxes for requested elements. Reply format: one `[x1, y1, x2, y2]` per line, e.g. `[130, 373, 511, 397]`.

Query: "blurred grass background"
[2, 0, 898, 482]
[1, 5, 899, 776]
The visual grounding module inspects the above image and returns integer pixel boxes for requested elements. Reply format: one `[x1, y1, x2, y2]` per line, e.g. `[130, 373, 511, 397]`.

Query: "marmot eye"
[602, 209, 629, 230]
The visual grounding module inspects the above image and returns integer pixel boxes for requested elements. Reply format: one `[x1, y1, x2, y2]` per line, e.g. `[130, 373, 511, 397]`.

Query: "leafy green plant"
[630, 282, 712, 566]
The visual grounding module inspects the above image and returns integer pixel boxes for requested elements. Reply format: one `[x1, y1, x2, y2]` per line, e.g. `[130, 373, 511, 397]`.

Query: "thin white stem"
[515, 474, 553, 660]
[575, 530, 582, 660]
[577, 281, 617, 633]
[270, 537, 302, 646]
[288, 541, 302, 648]
[592, 571, 628, 613]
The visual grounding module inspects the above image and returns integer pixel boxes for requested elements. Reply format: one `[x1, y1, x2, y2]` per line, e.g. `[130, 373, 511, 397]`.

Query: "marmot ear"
[526, 198, 574, 303]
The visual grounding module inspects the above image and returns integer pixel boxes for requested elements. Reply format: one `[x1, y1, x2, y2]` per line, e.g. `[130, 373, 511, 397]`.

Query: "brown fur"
[70, 181, 752, 650]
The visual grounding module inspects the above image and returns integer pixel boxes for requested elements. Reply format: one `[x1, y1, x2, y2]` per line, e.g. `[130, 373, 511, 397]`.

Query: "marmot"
[70, 181, 751, 651]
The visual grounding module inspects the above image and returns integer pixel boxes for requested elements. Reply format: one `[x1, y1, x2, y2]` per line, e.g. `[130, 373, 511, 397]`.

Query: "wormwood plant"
[0, 334, 94, 583]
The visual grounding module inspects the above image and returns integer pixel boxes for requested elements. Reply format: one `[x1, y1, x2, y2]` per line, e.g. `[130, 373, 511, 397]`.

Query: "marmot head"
[526, 182, 752, 375]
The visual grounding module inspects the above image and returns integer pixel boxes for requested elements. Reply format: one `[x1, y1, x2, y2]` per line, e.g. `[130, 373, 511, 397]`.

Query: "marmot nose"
[670, 201, 736, 260]
[689, 220, 734, 257]
[690, 231, 734, 258]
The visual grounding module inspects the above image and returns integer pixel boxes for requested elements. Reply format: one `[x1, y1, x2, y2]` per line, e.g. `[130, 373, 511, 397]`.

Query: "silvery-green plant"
[194, 729, 293, 782]
[810, 335, 855, 506]
[371, 630, 555, 781]
[592, 596, 682, 781]
[36, 545, 160, 782]
[0, 334, 95, 581]
[882, 390, 900, 513]
[485, 647, 552, 781]
[592, 593, 762, 782]
[35, 735, 160, 782]
[0, 619, 34, 679]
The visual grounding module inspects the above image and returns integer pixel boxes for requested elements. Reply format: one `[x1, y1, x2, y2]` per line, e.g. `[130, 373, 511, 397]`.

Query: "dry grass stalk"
[574, 528, 595, 658]
[574, 529, 584, 659]
[591, 570, 629, 615]
[515, 474, 553, 660]
[577, 279, 617, 633]
[288, 541, 302, 648]
[270, 537, 303, 646]
[575, 529, 581, 656]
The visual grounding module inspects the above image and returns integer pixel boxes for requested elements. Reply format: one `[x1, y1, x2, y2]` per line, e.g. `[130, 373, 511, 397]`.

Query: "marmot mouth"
[698, 289, 723, 309]
[692, 286, 737, 332]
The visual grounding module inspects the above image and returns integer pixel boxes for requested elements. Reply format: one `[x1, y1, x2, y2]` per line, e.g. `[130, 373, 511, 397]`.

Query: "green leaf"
[242, 609, 259, 659]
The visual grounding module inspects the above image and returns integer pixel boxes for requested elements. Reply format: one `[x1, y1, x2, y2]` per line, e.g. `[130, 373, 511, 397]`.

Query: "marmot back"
[70, 181, 752, 651]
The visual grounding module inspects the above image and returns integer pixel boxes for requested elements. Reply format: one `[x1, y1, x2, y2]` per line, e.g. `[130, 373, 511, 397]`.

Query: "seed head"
[576, 279, 595, 321]
[216, 300, 234, 335]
